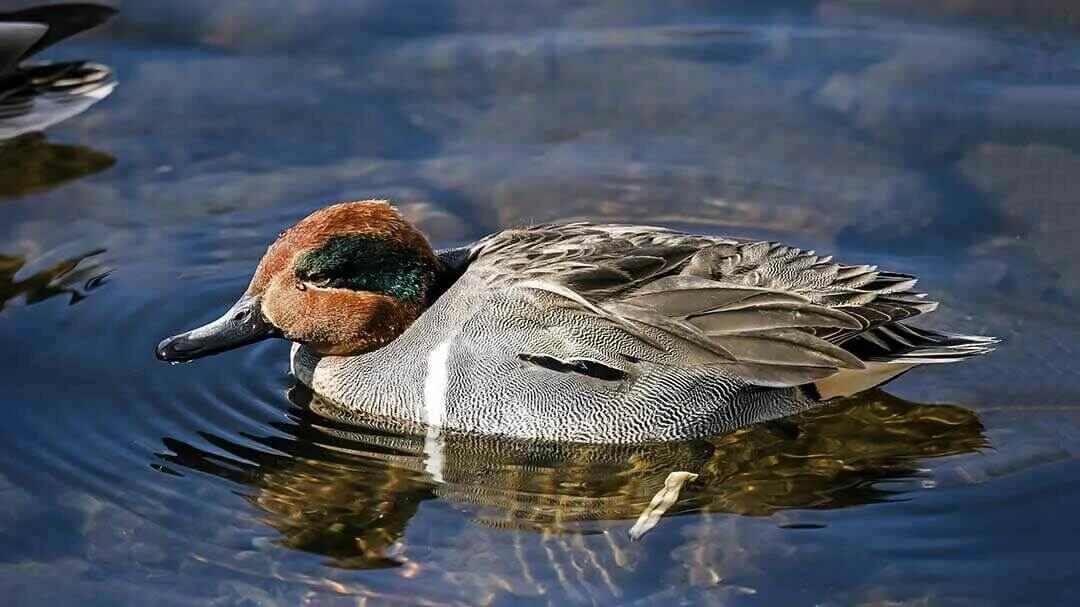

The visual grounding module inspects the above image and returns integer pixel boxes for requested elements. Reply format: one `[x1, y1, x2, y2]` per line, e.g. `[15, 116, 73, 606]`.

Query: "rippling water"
[2, 1, 1080, 605]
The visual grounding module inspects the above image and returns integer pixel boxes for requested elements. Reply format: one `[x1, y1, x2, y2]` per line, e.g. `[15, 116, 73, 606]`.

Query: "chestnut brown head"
[156, 200, 438, 361]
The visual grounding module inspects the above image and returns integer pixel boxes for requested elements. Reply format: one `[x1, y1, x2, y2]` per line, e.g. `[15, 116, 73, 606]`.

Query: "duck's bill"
[156, 295, 279, 362]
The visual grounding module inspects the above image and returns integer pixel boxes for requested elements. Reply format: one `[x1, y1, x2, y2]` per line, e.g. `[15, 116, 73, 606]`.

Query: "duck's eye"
[302, 272, 332, 288]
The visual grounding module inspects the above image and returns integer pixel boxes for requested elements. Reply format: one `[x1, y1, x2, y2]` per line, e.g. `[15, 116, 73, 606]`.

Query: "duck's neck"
[291, 342, 429, 422]
[291, 246, 478, 421]
[428, 246, 471, 304]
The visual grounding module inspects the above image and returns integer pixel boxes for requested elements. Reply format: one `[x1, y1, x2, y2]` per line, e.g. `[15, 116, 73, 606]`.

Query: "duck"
[157, 200, 997, 443]
[0, 3, 117, 140]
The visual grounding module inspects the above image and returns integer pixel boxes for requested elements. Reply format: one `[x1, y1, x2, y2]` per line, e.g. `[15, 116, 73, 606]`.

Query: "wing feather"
[0, 22, 45, 76]
[466, 224, 980, 389]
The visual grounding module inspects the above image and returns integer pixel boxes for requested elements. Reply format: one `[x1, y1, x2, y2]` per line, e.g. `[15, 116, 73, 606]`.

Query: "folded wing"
[469, 224, 995, 391]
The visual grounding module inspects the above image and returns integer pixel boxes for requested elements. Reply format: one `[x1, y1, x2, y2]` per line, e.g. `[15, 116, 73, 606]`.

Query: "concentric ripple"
[1, 1, 1080, 601]
[4, 204, 1059, 604]
[5, 191, 1080, 604]
[0, 231, 1011, 603]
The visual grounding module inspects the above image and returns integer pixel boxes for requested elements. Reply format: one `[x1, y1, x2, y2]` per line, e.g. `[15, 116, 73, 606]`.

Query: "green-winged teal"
[157, 200, 996, 443]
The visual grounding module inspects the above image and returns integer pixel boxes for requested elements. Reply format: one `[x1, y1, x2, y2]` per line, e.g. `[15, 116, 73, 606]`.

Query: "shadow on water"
[158, 385, 984, 570]
[0, 133, 115, 200]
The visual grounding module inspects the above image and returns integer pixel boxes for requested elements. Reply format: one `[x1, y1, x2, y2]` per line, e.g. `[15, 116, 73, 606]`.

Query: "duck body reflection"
[0, 4, 117, 204]
[0, 247, 108, 311]
[160, 385, 984, 574]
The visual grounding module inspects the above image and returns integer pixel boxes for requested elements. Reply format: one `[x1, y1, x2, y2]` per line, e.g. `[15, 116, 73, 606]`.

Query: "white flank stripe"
[422, 340, 452, 483]
[423, 433, 446, 484]
[423, 340, 452, 427]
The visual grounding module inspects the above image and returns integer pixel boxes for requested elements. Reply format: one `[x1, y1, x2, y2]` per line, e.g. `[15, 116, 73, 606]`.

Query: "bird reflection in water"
[0, 248, 109, 312]
[0, 4, 118, 200]
[158, 385, 984, 570]
[0, 132, 114, 199]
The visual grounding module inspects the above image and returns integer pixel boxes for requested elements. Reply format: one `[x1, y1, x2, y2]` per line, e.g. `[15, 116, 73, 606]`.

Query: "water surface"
[2, 1, 1080, 605]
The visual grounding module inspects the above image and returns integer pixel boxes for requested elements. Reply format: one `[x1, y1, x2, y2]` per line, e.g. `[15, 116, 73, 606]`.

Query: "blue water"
[1, 1, 1079, 605]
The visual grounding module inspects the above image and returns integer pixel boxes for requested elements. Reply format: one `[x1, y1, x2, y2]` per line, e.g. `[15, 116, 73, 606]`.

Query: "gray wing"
[0, 4, 117, 62]
[0, 22, 45, 76]
[466, 224, 965, 389]
[0, 6, 117, 138]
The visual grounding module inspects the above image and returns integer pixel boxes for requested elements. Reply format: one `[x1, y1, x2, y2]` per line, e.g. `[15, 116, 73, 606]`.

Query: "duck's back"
[297, 223, 995, 443]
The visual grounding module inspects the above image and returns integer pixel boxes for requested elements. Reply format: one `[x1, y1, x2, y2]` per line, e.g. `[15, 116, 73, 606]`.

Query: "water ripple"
[0, 242, 1011, 603]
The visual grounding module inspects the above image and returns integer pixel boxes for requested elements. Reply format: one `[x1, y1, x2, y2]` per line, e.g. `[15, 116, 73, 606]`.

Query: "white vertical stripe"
[423, 340, 451, 427]
[422, 340, 452, 483]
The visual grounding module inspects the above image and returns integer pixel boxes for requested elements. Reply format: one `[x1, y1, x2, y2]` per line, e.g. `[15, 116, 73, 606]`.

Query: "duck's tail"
[809, 323, 998, 400]
[0, 3, 117, 66]
[0, 4, 117, 138]
[843, 323, 999, 364]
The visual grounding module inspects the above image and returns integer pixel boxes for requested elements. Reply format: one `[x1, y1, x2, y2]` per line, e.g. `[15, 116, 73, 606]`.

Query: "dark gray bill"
[156, 295, 278, 362]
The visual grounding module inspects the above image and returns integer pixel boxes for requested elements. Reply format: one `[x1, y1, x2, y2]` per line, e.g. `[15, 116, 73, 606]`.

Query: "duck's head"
[156, 200, 439, 362]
